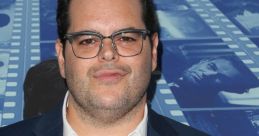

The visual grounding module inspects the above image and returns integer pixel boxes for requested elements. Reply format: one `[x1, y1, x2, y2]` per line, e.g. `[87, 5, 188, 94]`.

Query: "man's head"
[55, 0, 159, 124]
[56, 0, 159, 46]
[182, 56, 259, 93]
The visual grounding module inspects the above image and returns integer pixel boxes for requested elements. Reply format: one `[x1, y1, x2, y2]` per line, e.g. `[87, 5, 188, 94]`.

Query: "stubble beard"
[66, 65, 150, 127]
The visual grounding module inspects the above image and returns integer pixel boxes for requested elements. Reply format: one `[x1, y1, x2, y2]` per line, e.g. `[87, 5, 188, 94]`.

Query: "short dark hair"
[56, 0, 159, 45]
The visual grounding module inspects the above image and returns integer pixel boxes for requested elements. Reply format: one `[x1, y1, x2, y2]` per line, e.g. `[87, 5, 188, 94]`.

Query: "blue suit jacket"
[0, 102, 209, 136]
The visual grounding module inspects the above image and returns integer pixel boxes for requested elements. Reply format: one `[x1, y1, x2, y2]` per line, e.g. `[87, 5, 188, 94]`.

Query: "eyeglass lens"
[67, 30, 147, 59]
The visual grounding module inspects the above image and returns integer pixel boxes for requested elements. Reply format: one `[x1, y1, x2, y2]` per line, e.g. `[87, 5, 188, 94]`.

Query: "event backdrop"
[1, 0, 259, 135]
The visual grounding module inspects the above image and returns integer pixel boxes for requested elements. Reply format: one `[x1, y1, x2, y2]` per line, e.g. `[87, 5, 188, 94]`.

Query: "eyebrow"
[73, 27, 140, 35]
[116, 27, 139, 32]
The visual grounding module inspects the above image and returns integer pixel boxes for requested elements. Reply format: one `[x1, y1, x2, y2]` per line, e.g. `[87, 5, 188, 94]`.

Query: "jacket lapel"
[147, 108, 178, 136]
[30, 101, 180, 136]
[32, 102, 63, 136]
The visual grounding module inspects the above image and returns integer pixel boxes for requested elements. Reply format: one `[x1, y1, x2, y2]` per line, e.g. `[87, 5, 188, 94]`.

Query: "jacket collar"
[31, 101, 178, 136]
[32, 102, 63, 136]
[147, 107, 178, 136]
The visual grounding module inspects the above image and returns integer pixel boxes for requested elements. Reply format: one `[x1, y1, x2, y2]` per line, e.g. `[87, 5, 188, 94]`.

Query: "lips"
[184, 71, 202, 85]
[93, 69, 128, 83]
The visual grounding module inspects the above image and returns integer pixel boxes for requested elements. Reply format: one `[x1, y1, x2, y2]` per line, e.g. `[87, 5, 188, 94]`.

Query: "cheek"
[130, 53, 152, 83]
[64, 59, 93, 95]
[131, 60, 152, 96]
[65, 59, 89, 81]
[64, 46, 91, 79]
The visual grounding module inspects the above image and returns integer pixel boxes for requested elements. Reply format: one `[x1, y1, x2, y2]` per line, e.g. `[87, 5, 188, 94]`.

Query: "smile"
[93, 69, 129, 83]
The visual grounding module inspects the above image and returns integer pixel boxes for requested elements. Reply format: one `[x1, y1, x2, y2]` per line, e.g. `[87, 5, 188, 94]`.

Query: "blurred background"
[1, 0, 259, 135]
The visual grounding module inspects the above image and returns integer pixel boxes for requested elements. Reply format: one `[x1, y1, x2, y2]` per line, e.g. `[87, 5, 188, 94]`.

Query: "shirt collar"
[62, 91, 148, 136]
[63, 92, 78, 136]
[128, 104, 148, 136]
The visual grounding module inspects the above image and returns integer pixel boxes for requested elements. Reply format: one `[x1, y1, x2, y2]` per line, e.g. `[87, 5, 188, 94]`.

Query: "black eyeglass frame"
[63, 29, 150, 59]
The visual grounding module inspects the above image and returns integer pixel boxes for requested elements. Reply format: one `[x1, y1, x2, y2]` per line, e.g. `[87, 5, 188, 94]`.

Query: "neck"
[66, 94, 147, 136]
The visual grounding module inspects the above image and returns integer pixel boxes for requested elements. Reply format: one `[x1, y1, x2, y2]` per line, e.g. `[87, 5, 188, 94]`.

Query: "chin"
[92, 92, 129, 110]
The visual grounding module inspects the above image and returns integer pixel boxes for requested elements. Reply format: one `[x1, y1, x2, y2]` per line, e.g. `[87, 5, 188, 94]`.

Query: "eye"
[119, 36, 136, 42]
[208, 62, 217, 71]
[75, 35, 100, 47]
[115, 32, 140, 43]
[79, 38, 96, 45]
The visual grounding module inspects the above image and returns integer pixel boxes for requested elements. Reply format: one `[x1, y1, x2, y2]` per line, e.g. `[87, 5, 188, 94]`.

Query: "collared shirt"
[62, 92, 148, 136]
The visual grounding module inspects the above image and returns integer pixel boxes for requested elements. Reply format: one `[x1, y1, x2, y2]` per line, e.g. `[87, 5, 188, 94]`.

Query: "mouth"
[184, 71, 201, 85]
[93, 69, 129, 84]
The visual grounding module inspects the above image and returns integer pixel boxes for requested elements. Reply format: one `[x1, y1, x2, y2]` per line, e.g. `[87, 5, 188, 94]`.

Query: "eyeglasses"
[63, 29, 150, 59]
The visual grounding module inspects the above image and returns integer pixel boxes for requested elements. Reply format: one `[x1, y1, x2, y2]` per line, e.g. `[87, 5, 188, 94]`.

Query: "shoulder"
[148, 109, 210, 136]
[0, 102, 63, 136]
[0, 116, 42, 136]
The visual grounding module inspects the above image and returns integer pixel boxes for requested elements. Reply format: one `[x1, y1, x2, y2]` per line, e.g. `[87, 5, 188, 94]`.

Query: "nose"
[202, 70, 218, 77]
[98, 39, 118, 61]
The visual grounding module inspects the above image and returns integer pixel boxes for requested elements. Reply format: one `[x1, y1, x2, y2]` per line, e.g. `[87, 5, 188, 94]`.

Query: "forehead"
[211, 59, 234, 68]
[212, 59, 240, 77]
[68, 0, 144, 32]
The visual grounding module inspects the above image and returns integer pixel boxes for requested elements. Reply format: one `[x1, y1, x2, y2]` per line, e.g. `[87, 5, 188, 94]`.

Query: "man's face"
[182, 58, 240, 90]
[56, 0, 158, 120]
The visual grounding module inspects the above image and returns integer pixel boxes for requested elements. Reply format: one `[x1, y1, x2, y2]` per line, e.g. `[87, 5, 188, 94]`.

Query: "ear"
[55, 39, 66, 78]
[151, 33, 159, 72]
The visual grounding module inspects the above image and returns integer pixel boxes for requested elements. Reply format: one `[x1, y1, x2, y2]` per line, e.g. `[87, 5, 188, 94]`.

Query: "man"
[168, 56, 259, 108]
[0, 0, 208, 135]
